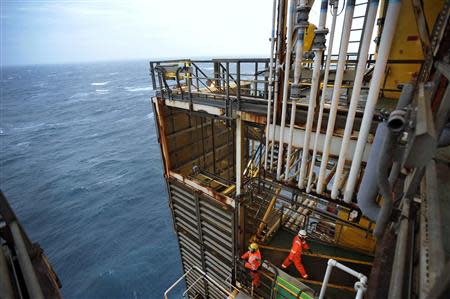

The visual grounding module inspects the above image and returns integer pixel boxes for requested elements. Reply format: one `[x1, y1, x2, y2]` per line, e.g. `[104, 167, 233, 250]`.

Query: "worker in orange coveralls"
[241, 242, 262, 287]
[281, 229, 312, 279]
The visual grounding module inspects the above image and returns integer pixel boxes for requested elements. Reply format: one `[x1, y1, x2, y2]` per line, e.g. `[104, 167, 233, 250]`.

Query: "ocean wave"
[96, 89, 109, 94]
[109, 72, 119, 76]
[125, 86, 152, 92]
[14, 123, 46, 131]
[91, 82, 109, 86]
[146, 113, 154, 119]
[17, 142, 31, 147]
[70, 92, 91, 99]
[93, 172, 127, 186]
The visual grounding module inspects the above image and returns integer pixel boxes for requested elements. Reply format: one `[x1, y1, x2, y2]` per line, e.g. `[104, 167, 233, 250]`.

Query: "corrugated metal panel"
[168, 178, 235, 298]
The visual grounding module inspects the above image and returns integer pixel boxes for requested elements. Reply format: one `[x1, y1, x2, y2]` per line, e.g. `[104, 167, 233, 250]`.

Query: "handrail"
[163, 266, 238, 299]
[318, 259, 367, 299]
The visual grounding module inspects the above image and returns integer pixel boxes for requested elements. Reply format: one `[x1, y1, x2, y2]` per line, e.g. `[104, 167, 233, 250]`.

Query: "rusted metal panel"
[240, 111, 267, 125]
[169, 171, 235, 208]
[154, 98, 172, 175]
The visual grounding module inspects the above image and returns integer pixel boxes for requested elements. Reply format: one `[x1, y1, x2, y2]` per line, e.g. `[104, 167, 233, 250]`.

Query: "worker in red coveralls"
[241, 242, 261, 287]
[281, 229, 312, 279]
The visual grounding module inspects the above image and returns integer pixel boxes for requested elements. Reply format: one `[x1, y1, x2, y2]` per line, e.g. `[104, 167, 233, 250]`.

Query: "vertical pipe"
[270, 0, 287, 169]
[316, 0, 356, 194]
[319, 260, 334, 299]
[344, 0, 402, 203]
[293, 0, 309, 85]
[276, 0, 296, 180]
[388, 197, 411, 299]
[297, 0, 329, 188]
[285, 0, 309, 181]
[306, 1, 338, 193]
[331, 0, 380, 199]
[236, 113, 243, 196]
[284, 99, 298, 180]
[264, 0, 279, 170]
[306, 2, 338, 193]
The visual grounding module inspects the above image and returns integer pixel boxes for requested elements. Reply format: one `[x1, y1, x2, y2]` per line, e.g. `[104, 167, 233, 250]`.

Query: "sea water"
[0, 60, 183, 298]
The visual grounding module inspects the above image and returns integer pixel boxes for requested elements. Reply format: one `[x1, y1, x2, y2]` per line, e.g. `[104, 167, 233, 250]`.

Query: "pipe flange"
[388, 109, 407, 132]
[312, 29, 329, 50]
[294, 23, 309, 30]
[291, 84, 301, 98]
[296, 5, 311, 13]
[296, 6, 311, 23]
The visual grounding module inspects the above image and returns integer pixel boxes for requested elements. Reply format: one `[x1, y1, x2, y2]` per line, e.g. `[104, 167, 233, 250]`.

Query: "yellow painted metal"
[256, 188, 282, 238]
[303, 23, 316, 52]
[335, 210, 376, 254]
[222, 185, 236, 195]
[381, 0, 443, 98]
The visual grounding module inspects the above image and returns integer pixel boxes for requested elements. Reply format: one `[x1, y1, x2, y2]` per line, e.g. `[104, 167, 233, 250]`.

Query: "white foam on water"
[109, 72, 119, 76]
[125, 86, 152, 92]
[96, 89, 109, 94]
[91, 81, 109, 86]
[70, 92, 90, 99]
[146, 113, 154, 119]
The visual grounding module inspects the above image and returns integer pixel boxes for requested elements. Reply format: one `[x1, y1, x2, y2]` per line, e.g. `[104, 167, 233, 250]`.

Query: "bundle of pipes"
[263, 0, 403, 205]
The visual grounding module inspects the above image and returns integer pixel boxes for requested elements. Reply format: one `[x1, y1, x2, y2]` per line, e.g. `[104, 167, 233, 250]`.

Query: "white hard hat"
[298, 230, 307, 237]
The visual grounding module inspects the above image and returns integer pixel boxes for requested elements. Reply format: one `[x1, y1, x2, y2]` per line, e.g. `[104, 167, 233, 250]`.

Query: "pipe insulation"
[297, 0, 329, 188]
[331, 0, 380, 199]
[356, 122, 388, 221]
[276, 0, 297, 180]
[306, 1, 339, 193]
[344, 0, 403, 203]
[316, 0, 356, 194]
[285, 0, 310, 180]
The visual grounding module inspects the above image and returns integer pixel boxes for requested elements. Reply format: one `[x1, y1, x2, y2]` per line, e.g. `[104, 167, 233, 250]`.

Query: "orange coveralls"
[241, 249, 261, 287]
[281, 235, 309, 278]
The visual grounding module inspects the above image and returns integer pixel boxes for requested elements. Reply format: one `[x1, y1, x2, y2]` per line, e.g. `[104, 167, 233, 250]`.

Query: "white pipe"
[306, 1, 338, 193]
[316, 0, 355, 194]
[343, 0, 402, 203]
[270, 0, 285, 169]
[270, 66, 281, 169]
[285, 0, 309, 181]
[264, 0, 279, 170]
[285, 99, 298, 180]
[297, 0, 328, 189]
[319, 259, 368, 299]
[331, 0, 380, 199]
[276, 0, 296, 180]
[236, 113, 242, 195]
[293, 0, 308, 85]
[318, 259, 334, 299]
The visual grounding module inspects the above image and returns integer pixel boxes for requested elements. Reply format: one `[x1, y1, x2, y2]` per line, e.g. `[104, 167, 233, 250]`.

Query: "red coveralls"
[281, 235, 309, 278]
[241, 250, 261, 287]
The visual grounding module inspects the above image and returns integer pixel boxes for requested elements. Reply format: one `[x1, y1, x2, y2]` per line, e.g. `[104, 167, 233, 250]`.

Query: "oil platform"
[151, 0, 450, 298]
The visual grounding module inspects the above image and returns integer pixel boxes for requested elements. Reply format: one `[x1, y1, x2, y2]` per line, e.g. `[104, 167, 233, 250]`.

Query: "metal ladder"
[349, 1, 370, 59]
